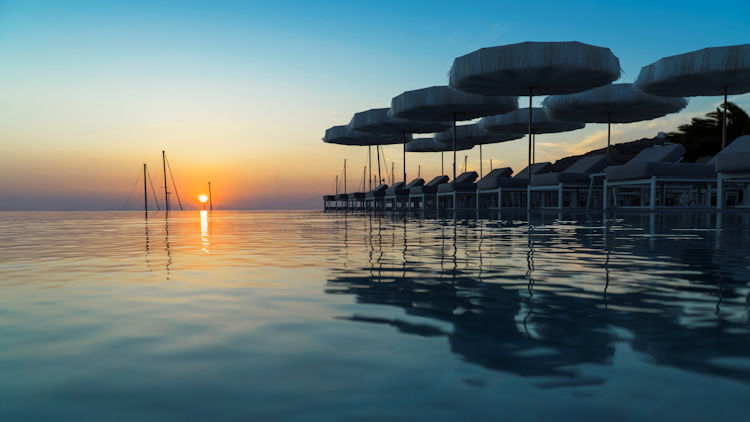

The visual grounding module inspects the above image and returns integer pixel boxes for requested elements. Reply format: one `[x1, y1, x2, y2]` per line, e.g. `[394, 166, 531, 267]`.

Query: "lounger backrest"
[479, 167, 513, 181]
[514, 162, 552, 178]
[425, 175, 449, 187]
[372, 184, 388, 193]
[628, 143, 685, 164]
[694, 156, 714, 164]
[454, 171, 478, 184]
[405, 178, 425, 189]
[564, 154, 612, 174]
[717, 135, 750, 155]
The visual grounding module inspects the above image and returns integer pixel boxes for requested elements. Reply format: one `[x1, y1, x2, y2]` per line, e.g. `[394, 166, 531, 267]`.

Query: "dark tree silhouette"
[666, 102, 750, 162]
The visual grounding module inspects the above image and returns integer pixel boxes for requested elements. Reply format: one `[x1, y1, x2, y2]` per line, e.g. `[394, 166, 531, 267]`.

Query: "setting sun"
[199, 195, 208, 203]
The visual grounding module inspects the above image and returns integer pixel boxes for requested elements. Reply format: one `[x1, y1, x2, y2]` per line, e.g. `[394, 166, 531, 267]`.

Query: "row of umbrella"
[324, 42, 750, 191]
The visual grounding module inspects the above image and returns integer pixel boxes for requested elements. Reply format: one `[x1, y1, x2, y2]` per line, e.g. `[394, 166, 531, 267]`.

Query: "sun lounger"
[476, 163, 552, 209]
[529, 154, 612, 208]
[437, 171, 479, 210]
[364, 184, 389, 210]
[385, 179, 424, 210]
[603, 144, 716, 209]
[716, 135, 750, 209]
[409, 175, 449, 210]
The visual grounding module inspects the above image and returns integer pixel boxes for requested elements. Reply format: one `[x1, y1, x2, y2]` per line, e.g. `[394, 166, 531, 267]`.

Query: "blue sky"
[1, 0, 749, 209]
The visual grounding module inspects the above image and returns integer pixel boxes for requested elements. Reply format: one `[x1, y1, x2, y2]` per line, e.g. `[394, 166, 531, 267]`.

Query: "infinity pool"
[1, 211, 749, 420]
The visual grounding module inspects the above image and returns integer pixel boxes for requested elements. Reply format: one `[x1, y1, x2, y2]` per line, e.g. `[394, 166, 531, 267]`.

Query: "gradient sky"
[1, 0, 749, 210]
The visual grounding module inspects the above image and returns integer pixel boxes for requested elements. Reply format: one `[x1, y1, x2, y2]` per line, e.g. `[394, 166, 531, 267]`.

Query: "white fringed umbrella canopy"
[349, 108, 450, 134]
[435, 123, 523, 146]
[323, 125, 405, 146]
[448, 41, 620, 182]
[390, 85, 517, 180]
[406, 137, 473, 152]
[449, 41, 621, 96]
[634, 44, 750, 148]
[348, 108, 451, 184]
[480, 108, 585, 134]
[543, 83, 687, 154]
[435, 124, 524, 177]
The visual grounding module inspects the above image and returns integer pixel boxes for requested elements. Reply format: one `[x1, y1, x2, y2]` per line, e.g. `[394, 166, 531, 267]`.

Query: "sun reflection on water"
[200, 210, 209, 252]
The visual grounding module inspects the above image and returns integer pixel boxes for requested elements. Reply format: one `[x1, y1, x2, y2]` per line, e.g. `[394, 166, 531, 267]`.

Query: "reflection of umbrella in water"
[390, 85, 517, 181]
[634, 44, 750, 149]
[434, 123, 524, 177]
[323, 125, 409, 190]
[450, 41, 621, 177]
[479, 108, 584, 163]
[543, 83, 687, 156]
[348, 108, 450, 184]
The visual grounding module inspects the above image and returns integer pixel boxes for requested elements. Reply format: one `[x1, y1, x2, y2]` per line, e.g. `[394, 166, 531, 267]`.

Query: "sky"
[1, 0, 749, 210]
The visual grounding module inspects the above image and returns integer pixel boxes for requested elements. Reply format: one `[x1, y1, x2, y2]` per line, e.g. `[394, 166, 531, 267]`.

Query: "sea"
[1, 210, 749, 421]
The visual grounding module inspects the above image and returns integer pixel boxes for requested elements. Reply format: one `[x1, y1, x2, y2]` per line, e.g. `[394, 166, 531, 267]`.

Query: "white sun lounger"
[716, 135, 750, 209]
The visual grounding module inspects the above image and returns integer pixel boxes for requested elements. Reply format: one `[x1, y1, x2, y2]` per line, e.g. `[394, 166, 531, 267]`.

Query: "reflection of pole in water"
[367, 213, 374, 281]
[401, 218, 407, 279]
[343, 213, 348, 268]
[604, 223, 611, 311]
[478, 216, 484, 282]
[376, 215, 383, 281]
[526, 217, 536, 298]
[452, 222, 457, 288]
[165, 212, 172, 280]
[440, 223, 445, 279]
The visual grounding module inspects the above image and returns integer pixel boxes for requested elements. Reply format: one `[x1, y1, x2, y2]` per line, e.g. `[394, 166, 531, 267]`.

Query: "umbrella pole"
[402, 132, 407, 184]
[368, 145, 372, 190]
[452, 112, 457, 181]
[607, 113, 612, 157]
[527, 90, 532, 208]
[722, 87, 727, 149]
[532, 134, 535, 164]
[528, 90, 532, 173]
[377, 145, 382, 185]
[479, 145, 483, 178]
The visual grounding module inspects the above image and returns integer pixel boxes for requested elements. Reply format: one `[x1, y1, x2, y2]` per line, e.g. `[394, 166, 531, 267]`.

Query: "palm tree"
[666, 102, 749, 162]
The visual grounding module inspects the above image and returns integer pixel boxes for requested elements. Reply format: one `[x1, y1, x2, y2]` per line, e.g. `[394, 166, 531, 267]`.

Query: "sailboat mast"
[143, 163, 148, 213]
[343, 159, 347, 195]
[208, 182, 213, 211]
[162, 150, 169, 212]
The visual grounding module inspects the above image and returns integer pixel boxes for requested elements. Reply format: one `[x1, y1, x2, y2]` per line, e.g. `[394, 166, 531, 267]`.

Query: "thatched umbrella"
[449, 41, 620, 178]
[390, 85, 517, 181]
[348, 108, 450, 184]
[634, 44, 750, 149]
[543, 83, 687, 155]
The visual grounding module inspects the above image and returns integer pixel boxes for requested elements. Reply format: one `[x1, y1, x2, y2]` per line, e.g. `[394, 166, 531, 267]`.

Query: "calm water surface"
[2, 210, 750, 421]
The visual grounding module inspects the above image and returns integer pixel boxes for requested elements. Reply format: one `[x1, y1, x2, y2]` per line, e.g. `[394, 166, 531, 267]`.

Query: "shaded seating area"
[437, 171, 479, 210]
[386, 178, 424, 210]
[409, 175, 449, 210]
[529, 154, 612, 208]
[364, 184, 389, 210]
[477, 163, 551, 209]
[717, 135, 750, 209]
[604, 144, 716, 209]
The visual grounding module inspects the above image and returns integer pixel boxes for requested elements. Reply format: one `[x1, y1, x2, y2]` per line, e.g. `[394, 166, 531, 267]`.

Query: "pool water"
[1, 211, 749, 420]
